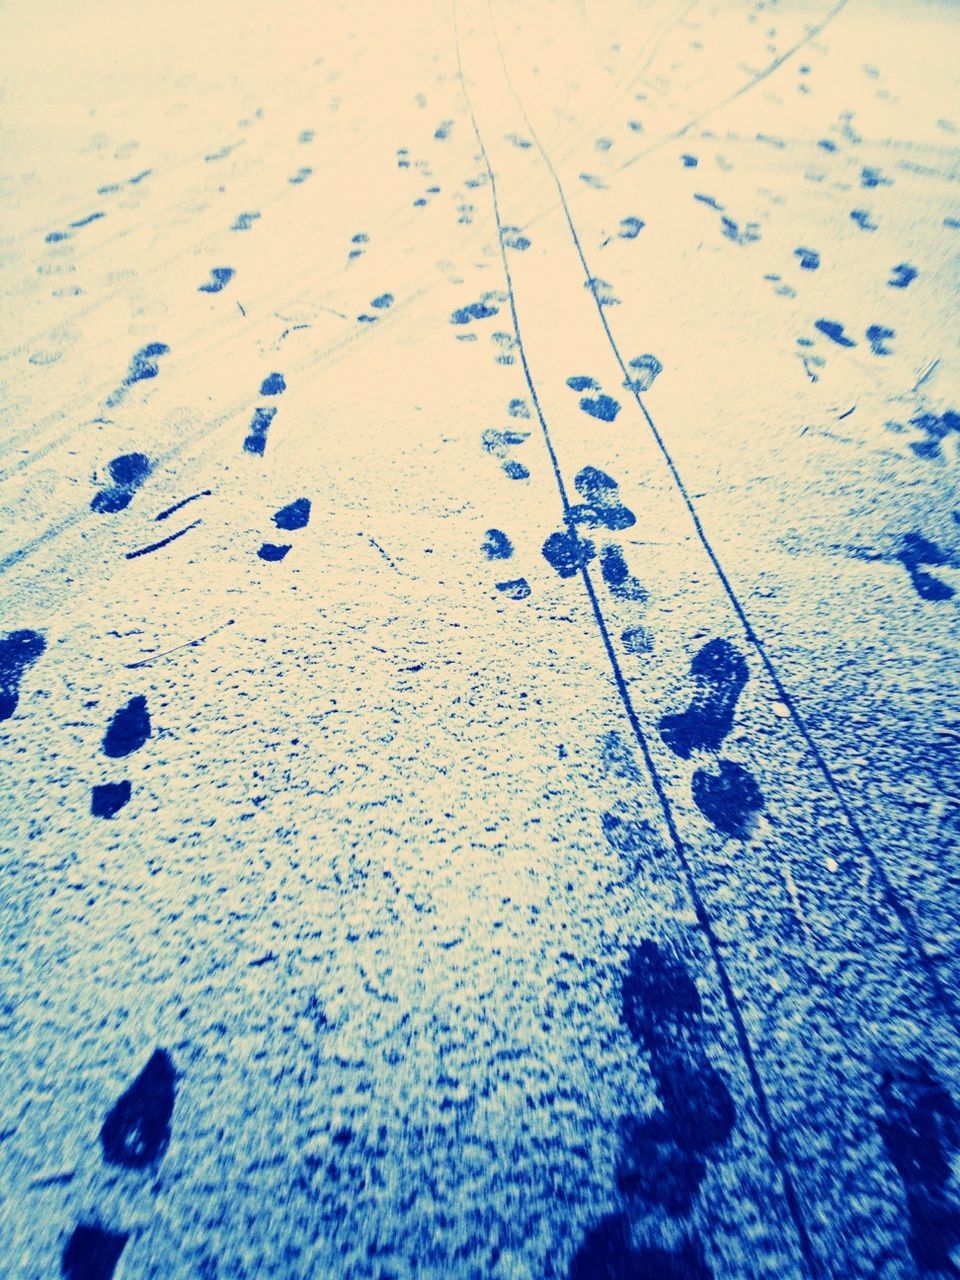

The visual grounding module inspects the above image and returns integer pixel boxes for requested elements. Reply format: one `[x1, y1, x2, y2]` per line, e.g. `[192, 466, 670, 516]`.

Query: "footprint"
[720, 216, 761, 246]
[102, 695, 151, 758]
[866, 324, 895, 356]
[198, 267, 234, 293]
[908, 410, 959, 461]
[542, 527, 596, 578]
[258, 497, 311, 561]
[877, 1060, 960, 1277]
[243, 407, 277, 457]
[482, 429, 530, 481]
[585, 276, 620, 306]
[580, 392, 621, 422]
[600, 545, 646, 601]
[482, 529, 513, 559]
[691, 759, 764, 838]
[495, 578, 531, 600]
[658, 639, 747, 758]
[896, 532, 956, 601]
[358, 293, 394, 322]
[100, 1048, 176, 1168]
[231, 211, 261, 231]
[451, 297, 500, 325]
[0, 629, 45, 722]
[91, 453, 152, 514]
[259, 372, 286, 396]
[348, 232, 369, 261]
[623, 354, 662, 394]
[288, 167, 312, 184]
[795, 247, 820, 270]
[850, 209, 877, 231]
[888, 263, 917, 289]
[568, 1214, 711, 1280]
[90, 781, 132, 819]
[616, 1113, 707, 1214]
[61, 1224, 129, 1280]
[502, 226, 531, 251]
[815, 319, 856, 347]
[569, 467, 636, 531]
[106, 343, 169, 407]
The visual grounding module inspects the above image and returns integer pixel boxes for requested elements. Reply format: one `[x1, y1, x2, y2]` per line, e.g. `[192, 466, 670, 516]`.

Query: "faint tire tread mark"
[451, 5, 823, 1277]
[487, 0, 960, 1040]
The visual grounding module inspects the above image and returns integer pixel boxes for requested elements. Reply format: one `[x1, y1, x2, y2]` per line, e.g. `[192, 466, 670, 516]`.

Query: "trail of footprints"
[61, 1048, 178, 1279]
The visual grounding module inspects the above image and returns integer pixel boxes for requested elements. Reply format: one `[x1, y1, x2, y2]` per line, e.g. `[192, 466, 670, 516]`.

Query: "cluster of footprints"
[61, 1049, 177, 1279]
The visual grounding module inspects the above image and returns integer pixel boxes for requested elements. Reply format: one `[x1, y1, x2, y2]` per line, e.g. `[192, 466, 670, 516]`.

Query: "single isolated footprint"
[815, 319, 856, 348]
[542, 526, 596, 578]
[620, 940, 737, 1155]
[876, 1059, 960, 1278]
[61, 1224, 129, 1280]
[91, 453, 152, 514]
[888, 263, 917, 289]
[896, 532, 956, 601]
[259, 371, 286, 395]
[102, 695, 151, 758]
[623, 353, 662, 394]
[568, 1213, 712, 1280]
[566, 376, 621, 423]
[908, 410, 959, 461]
[100, 1048, 176, 1168]
[481, 528, 513, 560]
[866, 324, 895, 356]
[243, 406, 277, 457]
[106, 343, 169, 407]
[691, 758, 764, 838]
[600, 545, 647, 601]
[495, 578, 531, 600]
[482, 428, 530, 480]
[569, 466, 635, 531]
[231, 211, 261, 231]
[0, 629, 45, 722]
[258, 497, 311, 562]
[658, 638, 748, 758]
[90, 781, 132, 819]
[198, 267, 234, 294]
[795, 247, 820, 270]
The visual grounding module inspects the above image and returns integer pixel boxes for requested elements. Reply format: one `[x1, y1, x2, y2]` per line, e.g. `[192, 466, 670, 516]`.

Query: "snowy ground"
[1, 1, 959, 1276]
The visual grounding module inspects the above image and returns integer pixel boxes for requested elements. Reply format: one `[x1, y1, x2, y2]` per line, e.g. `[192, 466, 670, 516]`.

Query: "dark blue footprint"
[658, 639, 748, 758]
[258, 497, 311, 561]
[102, 696, 151, 758]
[691, 759, 764, 838]
[877, 1060, 960, 1278]
[0, 629, 45, 722]
[198, 267, 234, 293]
[569, 467, 635, 531]
[568, 1213, 711, 1280]
[61, 1224, 128, 1280]
[896, 532, 956, 601]
[106, 343, 169, 407]
[100, 1048, 176, 1168]
[91, 453, 152, 514]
